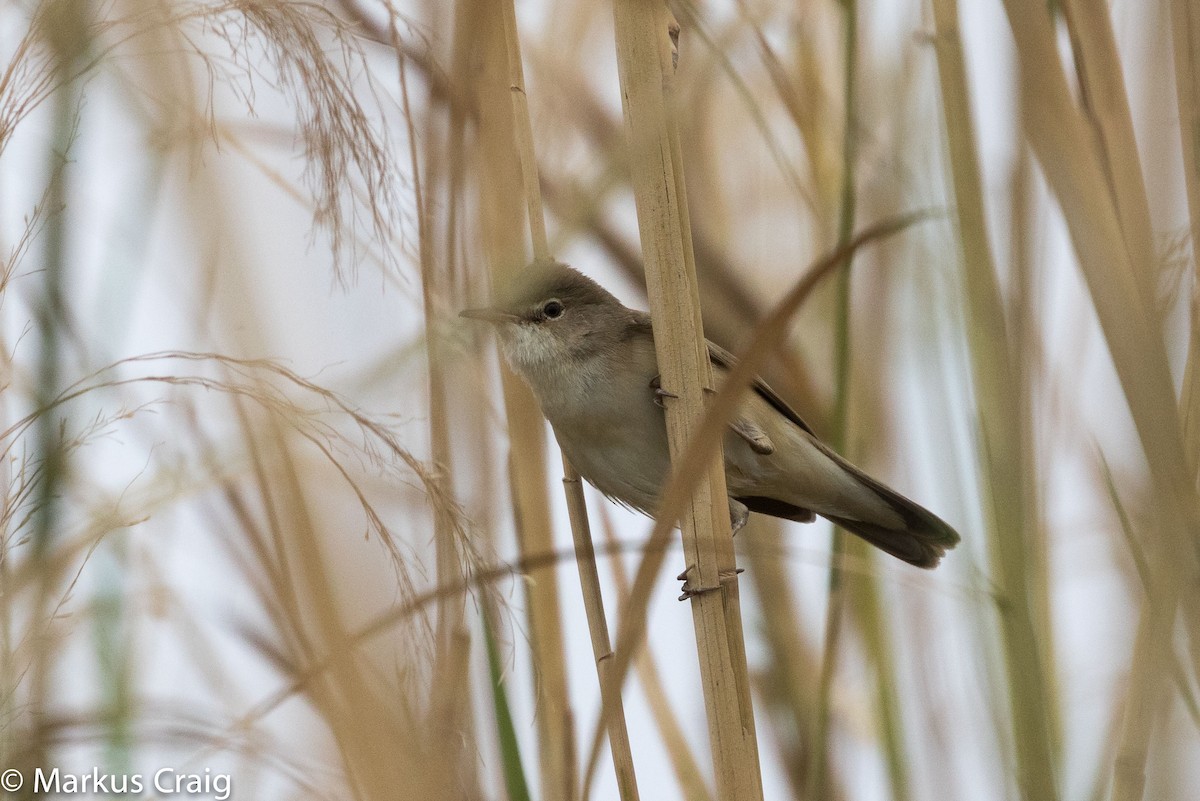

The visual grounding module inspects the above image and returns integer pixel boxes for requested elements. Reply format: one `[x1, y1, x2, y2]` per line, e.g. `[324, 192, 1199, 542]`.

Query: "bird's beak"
[459, 307, 520, 324]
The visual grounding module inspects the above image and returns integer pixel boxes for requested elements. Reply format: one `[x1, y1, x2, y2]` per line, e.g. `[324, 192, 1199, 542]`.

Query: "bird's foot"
[649, 374, 678, 408]
[650, 375, 719, 407]
[677, 565, 745, 601]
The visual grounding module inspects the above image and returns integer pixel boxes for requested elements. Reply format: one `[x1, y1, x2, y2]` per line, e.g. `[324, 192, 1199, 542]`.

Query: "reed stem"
[500, 1, 641, 797]
[931, 3, 1061, 799]
[473, 3, 577, 797]
[611, 5, 765, 798]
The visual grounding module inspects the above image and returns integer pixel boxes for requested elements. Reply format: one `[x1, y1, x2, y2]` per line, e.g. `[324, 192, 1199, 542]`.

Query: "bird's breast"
[534, 354, 671, 514]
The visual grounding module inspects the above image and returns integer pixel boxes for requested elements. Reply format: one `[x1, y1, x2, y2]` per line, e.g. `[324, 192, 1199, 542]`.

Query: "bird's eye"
[542, 300, 564, 319]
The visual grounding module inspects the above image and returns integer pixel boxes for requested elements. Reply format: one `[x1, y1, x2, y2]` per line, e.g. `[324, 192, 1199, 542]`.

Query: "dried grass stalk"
[599, 513, 714, 801]
[1172, 0, 1200, 473]
[1000, 1, 1200, 799]
[1061, 0, 1157, 306]
[562, 482, 641, 801]
[500, 0, 550, 261]
[471, 2, 576, 797]
[611, 3, 764, 798]
[391, 16, 474, 792]
[1169, 0, 1200, 710]
[741, 520, 839, 800]
[499, 1, 641, 795]
[930, 1, 1060, 798]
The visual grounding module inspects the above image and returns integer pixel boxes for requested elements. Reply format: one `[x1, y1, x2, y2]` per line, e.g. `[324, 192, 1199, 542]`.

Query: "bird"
[461, 261, 960, 569]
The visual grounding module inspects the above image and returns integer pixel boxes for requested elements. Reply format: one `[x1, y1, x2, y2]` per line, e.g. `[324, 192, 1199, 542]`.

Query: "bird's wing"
[631, 315, 819, 523]
[705, 340, 817, 437]
[635, 320, 957, 565]
[628, 312, 816, 439]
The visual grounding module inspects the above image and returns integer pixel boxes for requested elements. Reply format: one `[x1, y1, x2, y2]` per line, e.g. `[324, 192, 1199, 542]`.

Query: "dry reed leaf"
[930, 1, 1060, 798]
[1002, 1, 1199, 799]
[1171, 0, 1200, 483]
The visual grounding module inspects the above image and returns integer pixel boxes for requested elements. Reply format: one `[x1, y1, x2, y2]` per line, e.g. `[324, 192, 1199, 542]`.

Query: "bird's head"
[460, 261, 634, 375]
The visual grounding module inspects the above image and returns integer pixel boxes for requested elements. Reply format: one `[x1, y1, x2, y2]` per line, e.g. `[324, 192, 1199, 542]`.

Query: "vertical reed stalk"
[600, 514, 714, 801]
[809, 2, 859, 796]
[999, 1, 1200, 798]
[1061, 0, 1157, 307]
[1170, 0, 1200, 703]
[561, 487, 640, 801]
[1172, 0, 1200, 473]
[391, 20, 474, 792]
[499, 2, 641, 796]
[1009, 145, 1060, 755]
[26, 0, 85, 782]
[810, 7, 914, 797]
[483, 602, 535, 801]
[500, 0, 549, 261]
[931, 2, 1060, 799]
[610, 3, 764, 798]
[471, 2, 576, 797]
[741, 521, 834, 800]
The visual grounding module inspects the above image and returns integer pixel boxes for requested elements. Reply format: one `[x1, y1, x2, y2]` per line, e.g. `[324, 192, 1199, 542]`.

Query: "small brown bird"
[462, 261, 959, 568]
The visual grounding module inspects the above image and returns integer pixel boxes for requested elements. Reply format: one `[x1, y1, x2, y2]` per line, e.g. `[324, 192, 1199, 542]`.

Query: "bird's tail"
[814, 444, 960, 569]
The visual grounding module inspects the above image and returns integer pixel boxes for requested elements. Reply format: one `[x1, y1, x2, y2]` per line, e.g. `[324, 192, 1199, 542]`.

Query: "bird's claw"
[650, 374, 678, 408]
[677, 565, 745, 601]
[650, 375, 717, 408]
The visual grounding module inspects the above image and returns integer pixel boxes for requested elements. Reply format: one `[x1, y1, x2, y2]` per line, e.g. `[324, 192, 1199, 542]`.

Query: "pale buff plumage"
[463, 262, 959, 568]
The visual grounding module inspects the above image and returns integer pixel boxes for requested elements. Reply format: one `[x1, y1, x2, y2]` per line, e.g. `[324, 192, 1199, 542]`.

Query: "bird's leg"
[677, 564, 746, 601]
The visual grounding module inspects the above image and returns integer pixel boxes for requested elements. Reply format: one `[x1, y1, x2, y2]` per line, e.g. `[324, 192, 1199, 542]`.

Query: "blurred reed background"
[0, 0, 1197, 800]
